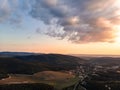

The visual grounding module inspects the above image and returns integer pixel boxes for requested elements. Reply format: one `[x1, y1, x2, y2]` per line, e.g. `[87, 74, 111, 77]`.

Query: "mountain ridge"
[0, 54, 85, 74]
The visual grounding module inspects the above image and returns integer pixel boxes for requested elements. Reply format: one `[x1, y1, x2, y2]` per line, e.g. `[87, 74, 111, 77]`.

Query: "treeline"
[0, 74, 8, 80]
[85, 71, 120, 90]
[0, 54, 84, 75]
[86, 81, 120, 90]
[0, 83, 54, 90]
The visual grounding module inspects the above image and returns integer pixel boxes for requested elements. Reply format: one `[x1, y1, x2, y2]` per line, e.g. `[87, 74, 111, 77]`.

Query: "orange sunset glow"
[0, 0, 120, 55]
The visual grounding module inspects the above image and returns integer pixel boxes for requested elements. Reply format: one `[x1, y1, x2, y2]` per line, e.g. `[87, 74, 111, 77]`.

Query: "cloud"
[0, 0, 31, 24]
[30, 0, 120, 43]
[0, 0, 11, 22]
[0, 0, 119, 43]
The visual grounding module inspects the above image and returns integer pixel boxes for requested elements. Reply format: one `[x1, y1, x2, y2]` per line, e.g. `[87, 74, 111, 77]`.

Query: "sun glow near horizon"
[0, 0, 120, 55]
[115, 25, 120, 43]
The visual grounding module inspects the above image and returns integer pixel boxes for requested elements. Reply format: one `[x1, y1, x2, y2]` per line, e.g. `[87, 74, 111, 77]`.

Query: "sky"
[0, 0, 120, 55]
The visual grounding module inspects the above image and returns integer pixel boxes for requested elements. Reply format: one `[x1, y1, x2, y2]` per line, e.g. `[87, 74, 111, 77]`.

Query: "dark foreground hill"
[0, 83, 54, 90]
[0, 54, 85, 74]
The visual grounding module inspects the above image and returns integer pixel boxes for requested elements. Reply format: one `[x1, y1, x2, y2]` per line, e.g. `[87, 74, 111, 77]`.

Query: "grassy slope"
[0, 71, 79, 90]
[34, 71, 79, 89]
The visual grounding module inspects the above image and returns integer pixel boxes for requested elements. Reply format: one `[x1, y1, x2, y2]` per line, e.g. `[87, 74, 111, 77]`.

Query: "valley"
[0, 52, 120, 90]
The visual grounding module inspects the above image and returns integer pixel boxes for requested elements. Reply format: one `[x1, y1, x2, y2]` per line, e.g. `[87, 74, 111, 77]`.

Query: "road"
[73, 80, 87, 90]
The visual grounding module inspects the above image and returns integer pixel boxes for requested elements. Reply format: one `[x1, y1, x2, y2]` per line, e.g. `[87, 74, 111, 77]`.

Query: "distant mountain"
[15, 54, 85, 64]
[71, 54, 120, 59]
[0, 54, 85, 74]
[0, 52, 40, 57]
[89, 57, 120, 66]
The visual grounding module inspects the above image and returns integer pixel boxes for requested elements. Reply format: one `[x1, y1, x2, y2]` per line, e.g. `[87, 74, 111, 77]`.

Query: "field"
[0, 71, 79, 90]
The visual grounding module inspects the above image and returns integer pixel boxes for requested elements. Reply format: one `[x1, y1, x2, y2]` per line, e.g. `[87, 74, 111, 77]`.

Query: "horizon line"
[0, 51, 120, 56]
